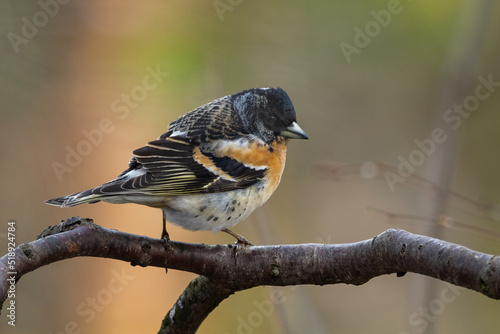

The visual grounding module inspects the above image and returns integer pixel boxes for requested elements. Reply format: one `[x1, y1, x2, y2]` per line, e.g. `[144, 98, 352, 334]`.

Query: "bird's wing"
[162, 96, 246, 142]
[92, 99, 268, 196]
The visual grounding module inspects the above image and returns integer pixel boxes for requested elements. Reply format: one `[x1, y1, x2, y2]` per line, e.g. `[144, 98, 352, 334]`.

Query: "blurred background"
[2, 0, 500, 333]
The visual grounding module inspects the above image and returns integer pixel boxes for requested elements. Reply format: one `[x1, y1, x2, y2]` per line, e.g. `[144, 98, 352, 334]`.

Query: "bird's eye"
[267, 114, 277, 123]
[260, 112, 282, 130]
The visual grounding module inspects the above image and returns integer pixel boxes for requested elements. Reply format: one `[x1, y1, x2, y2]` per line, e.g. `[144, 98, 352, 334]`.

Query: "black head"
[231, 87, 308, 143]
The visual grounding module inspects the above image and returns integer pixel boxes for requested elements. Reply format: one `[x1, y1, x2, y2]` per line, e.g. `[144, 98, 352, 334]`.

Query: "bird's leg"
[161, 210, 170, 242]
[221, 228, 255, 246]
[161, 210, 172, 274]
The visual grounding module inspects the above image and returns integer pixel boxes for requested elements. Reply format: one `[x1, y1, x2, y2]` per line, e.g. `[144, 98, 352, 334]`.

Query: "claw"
[222, 228, 255, 246]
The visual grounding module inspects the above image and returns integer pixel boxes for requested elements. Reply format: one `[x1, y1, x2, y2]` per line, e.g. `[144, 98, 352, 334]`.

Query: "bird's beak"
[280, 121, 309, 139]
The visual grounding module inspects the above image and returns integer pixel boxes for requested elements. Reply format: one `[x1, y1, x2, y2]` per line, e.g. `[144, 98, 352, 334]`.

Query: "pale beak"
[280, 121, 309, 139]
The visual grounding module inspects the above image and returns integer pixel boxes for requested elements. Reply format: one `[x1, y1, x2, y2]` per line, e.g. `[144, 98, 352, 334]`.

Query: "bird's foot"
[222, 228, 255, 246]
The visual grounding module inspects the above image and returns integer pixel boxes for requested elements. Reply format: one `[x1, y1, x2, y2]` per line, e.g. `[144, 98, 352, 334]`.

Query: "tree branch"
[158, 276, 234, 334]
[1, 217, 499, 333]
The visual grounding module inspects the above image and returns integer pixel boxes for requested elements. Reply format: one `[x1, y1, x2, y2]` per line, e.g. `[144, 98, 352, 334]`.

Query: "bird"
[46, 87, 309, 245]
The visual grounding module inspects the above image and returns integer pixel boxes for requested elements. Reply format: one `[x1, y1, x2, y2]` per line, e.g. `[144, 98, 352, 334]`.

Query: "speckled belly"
[162, 181, 270, 232]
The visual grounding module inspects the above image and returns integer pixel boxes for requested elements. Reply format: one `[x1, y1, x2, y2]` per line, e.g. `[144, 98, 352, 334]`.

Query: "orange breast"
[216, 138, 288, 193]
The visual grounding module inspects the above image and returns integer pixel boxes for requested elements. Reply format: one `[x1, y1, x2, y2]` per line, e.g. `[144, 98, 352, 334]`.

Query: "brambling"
[46, 87, 308, 245]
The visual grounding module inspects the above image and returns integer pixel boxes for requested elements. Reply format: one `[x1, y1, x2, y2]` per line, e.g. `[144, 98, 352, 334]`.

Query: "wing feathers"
[50, 101, 269, 204]
[87, 133, 267, 197]
[46, 95, 276, 207]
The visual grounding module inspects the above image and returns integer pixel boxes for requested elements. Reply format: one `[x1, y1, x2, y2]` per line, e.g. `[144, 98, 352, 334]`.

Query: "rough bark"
[0, 217, 499, 333]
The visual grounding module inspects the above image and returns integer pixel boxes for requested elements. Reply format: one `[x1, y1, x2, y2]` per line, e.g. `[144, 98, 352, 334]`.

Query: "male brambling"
[46, 87, 309, 245]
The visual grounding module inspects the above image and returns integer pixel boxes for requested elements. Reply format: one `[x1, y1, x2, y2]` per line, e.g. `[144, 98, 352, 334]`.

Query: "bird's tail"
[45, 189, 102, 207]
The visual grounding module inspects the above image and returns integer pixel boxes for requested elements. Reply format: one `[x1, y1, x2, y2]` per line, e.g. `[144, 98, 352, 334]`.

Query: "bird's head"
[232, 87, 309, 144]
